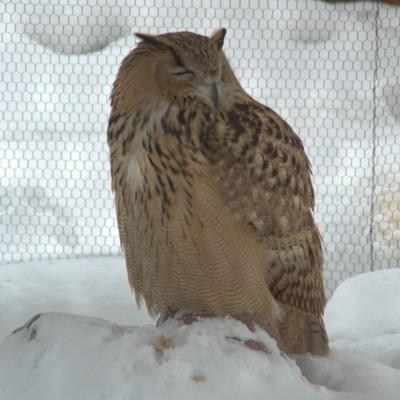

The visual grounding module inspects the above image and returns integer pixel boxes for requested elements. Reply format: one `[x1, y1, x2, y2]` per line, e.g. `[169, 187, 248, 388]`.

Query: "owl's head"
[111, 29, 241, 111]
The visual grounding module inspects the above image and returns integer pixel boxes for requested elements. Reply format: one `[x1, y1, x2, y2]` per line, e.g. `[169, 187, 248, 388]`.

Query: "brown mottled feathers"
[208, 100, 326, 314]
[107, 30, 329, 355]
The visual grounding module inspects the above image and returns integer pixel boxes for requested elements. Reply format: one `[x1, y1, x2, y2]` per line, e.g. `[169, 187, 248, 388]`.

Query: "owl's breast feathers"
[108, 96, 325, 318]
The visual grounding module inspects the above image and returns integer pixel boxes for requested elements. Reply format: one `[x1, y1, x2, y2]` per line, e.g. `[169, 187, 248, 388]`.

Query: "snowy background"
[1, 0, 399, 294]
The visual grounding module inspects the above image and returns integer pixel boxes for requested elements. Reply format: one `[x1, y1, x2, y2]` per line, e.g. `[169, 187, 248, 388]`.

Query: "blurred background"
[1, 0, 399, 296]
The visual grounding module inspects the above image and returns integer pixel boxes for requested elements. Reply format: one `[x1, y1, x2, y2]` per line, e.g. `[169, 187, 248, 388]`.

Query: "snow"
[0, 315, 320, 400]
[1, 313, 400, 400]
[1, 258, 400, 399]
[325, 268, 400, 369]
[0, 256, 153, 341]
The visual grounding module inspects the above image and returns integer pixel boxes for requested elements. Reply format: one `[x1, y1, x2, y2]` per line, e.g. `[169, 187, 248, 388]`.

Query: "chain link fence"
[1, 0, 399, 295]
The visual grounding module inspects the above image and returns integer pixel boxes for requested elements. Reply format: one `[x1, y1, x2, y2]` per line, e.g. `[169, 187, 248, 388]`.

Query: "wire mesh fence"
[1, 0, 399, 295]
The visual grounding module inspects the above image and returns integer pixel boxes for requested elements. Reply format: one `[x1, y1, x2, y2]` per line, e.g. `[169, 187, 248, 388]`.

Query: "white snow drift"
[325, 267, 400, 369]
[0, 256, 153, 340]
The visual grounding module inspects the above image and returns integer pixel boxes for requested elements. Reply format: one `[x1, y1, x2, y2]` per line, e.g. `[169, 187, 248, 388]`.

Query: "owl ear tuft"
[135, 33, 168, 53]
[211, 28, 227, 50]
[135, 33, 160, 44]
[135, 32, 184, 66]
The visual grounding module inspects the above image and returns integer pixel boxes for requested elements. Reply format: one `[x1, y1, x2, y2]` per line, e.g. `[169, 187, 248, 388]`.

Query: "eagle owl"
[107, 29, 329, 355]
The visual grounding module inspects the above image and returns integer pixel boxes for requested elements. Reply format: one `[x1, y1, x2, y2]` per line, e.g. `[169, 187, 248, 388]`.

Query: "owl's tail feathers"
[278, 307, 329, 356]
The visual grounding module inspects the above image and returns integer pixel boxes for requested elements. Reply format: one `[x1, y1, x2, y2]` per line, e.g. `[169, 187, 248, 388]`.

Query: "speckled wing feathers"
[204, 99, 326, 315]
[204, 98, 328, 354]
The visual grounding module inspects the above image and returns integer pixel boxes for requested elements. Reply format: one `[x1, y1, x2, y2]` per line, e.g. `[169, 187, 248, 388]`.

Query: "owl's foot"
[158, 311, 283, 354]
[229, 313, 283, 352]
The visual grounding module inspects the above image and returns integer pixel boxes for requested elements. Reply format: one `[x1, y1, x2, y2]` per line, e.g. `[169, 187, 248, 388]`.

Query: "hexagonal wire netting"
[1, 0, 399, 296]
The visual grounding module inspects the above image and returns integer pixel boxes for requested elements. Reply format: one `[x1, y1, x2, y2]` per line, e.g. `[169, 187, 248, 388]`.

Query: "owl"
[107, 29, 329, 355]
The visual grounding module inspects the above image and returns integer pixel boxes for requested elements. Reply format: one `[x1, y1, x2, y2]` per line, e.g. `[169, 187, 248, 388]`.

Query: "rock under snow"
[1, 312, 400, 400]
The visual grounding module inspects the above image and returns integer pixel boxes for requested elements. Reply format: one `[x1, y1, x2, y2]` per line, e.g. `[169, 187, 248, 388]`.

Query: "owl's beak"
[196, 82, 219, 108]
[211, 84, 219, 108]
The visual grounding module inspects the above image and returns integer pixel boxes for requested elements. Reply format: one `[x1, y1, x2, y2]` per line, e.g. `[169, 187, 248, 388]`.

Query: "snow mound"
[1, 313, 400, 400]
[0, 256, 154, 341]
[325, 268, 400, 369]
[16, 0, 130, 54]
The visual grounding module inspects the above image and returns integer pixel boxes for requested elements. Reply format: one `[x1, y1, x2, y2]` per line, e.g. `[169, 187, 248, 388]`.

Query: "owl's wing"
[203, 98, 326, 315]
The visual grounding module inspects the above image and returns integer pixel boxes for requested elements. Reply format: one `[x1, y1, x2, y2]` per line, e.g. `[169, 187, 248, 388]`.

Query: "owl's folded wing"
[200, 98, 326, 315]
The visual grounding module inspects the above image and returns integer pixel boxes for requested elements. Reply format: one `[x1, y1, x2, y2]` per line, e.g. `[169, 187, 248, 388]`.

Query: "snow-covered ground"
[2, 313, 400, 400]
[1, 257, 400, 399]
[325, 268, 400, 369]
[0, 256, 153, 340]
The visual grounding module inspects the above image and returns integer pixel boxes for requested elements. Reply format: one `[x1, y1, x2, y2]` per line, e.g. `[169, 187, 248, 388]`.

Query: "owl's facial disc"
[169, 62, 221, 108]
